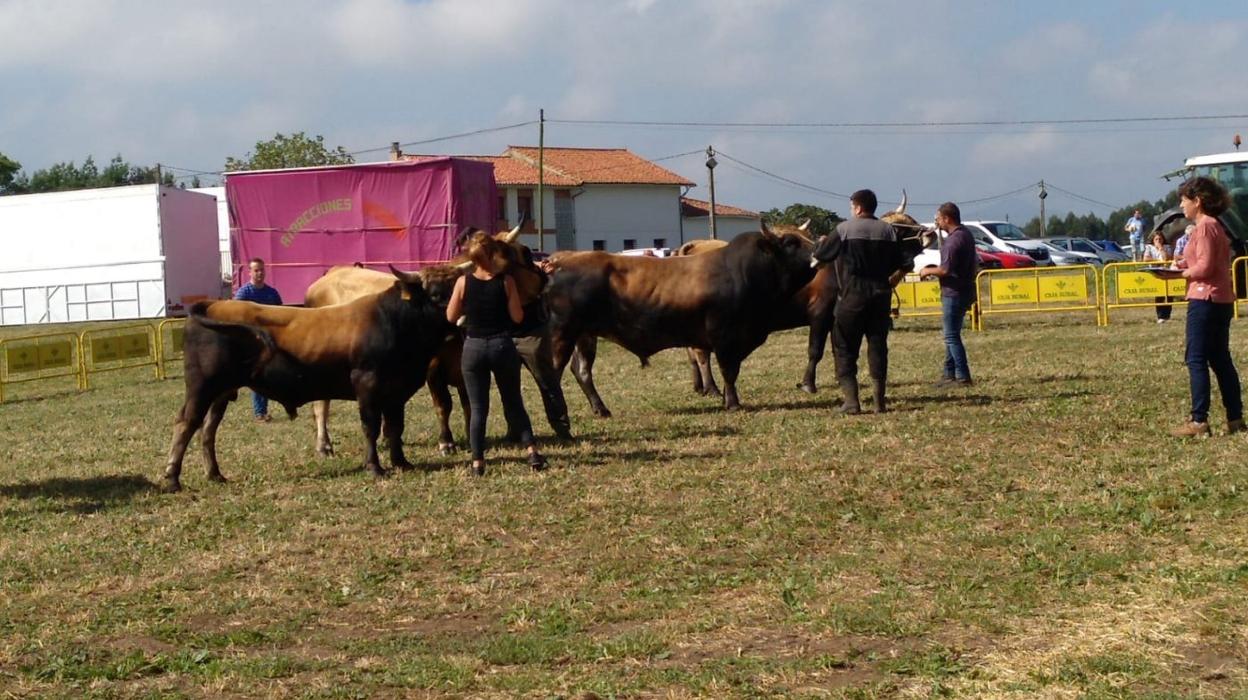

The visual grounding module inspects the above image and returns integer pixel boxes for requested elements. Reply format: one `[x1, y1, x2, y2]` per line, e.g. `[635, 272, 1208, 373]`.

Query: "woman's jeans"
[462, 335, 535, 461]
[1185, 299, 1243, 424]
[941, 294, 973, 381]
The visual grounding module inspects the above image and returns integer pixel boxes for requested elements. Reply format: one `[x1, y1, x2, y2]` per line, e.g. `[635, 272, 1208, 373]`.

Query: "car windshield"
[1083, 239, 1106, 251]
[982, 222, 1029, 240]
[1071, 240, 1098, 254]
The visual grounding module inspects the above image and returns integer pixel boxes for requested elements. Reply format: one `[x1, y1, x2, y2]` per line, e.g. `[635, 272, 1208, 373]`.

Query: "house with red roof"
[397, 145, 756, 252]
[680, 196, 761, 242]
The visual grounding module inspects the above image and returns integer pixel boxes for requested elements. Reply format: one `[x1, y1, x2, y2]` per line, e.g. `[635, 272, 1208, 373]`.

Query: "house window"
[517, 190, 533, 228]
[653, 238, 667, 249]
[623, 239, 637, 250]
[497, 194, 507, 222]
[592, 240, 605, 251]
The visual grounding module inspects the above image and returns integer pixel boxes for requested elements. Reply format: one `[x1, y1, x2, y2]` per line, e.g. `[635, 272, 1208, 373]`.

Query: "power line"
[1042, 182, 1120, 210]
[714, 149, 1041, 207]
[355, 120, 539, 156]
[549, 113, 1248, 129]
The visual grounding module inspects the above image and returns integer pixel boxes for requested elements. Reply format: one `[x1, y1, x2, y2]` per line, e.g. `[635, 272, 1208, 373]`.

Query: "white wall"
[681, 215, 761, 242]
[0, 184, 219, 324]
[573, 185, 683, 251]
[161, 186, 226, 313]
[189, 186, 231, 281]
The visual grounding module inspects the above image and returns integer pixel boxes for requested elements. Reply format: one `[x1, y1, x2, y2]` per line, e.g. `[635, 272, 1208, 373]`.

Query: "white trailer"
[188, 185, 232, 283]
[0, 184, 221, 325]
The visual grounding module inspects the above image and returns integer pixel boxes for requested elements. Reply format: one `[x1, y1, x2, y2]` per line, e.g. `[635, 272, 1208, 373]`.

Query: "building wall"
[572, 184, 683, 252]
[681, 215, 761, 242]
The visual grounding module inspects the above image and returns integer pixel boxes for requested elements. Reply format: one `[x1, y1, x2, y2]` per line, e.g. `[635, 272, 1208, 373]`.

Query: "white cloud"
[970, 129, 1061, 168]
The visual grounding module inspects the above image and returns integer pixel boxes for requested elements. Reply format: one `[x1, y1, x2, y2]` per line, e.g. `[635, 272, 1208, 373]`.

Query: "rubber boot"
[871, 378, 887, 414]
[837, 377, 861, 415]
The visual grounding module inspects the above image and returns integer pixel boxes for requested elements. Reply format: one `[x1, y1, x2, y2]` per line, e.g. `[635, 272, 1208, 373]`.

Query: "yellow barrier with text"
[79, 324, 160, 389]
[894, 276, 980, 324]
[157, 318, 187, 380]
[1101, 261, 1190, 324]
[975, 265, 1101, 328]
[0, 332, 82, 402]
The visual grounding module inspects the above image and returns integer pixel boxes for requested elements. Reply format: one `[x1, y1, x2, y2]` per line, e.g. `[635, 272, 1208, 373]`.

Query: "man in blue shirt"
[1125, 210, 1145, 261]
[920, 202, 978, 387]
[233, 258, 283, 421]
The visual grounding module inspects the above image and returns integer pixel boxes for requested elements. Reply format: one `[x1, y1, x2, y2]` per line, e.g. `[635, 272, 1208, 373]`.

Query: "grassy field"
[2, 310, 1248, 698]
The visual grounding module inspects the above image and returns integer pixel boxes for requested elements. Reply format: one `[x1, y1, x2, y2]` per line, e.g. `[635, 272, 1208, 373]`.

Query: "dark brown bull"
[162, 269, 454, 492]
[546, 229, 816, 414]
[675, 199, 928, 399]
[302, 226, 545, 456]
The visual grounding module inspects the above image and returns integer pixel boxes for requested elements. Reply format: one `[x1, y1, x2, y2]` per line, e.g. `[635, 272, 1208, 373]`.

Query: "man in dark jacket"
[812, 189, 911, 414]
[920, 201, 978, 387]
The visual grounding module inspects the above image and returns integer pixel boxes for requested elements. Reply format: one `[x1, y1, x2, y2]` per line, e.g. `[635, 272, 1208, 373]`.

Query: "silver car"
[1043, 237, 1129, 264]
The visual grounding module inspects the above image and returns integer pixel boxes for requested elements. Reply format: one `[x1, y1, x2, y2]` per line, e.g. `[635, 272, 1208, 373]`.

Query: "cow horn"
[501, 224, 521, 243]
[894, 190, 908, 215]
[798, 219, 811, 231]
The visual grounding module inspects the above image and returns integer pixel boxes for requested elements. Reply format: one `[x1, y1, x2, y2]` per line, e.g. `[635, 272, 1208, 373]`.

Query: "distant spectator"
[1173, 223, 1195, 263]
[1170, 177, 1243, 437]
[1124, 209, 1146, 261]
[234, 258, 282, 422]
[920, 201, 978, 388]
[1143, 230, 1174, 323]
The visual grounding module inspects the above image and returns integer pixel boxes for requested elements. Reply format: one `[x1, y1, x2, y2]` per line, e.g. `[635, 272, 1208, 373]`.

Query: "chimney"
[389, 142, 403, 161]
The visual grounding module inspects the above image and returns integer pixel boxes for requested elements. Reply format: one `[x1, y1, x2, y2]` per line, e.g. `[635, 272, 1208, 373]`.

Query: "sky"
[3, 0, 1248, 223]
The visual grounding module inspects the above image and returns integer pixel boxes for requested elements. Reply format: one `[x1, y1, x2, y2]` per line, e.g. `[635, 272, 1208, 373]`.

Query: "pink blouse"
[1180, 217, 1235, 303]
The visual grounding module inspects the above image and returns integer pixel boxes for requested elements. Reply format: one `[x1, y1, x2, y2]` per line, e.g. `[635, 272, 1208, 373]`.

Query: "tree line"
[0, 132, 352, 196]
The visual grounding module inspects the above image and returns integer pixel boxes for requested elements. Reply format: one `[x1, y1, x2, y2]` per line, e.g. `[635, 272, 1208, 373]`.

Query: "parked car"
[1044, 237, 1129, 264]
[912, 235, 1007, 271]
[1092, 239, 1127, 255]
[976, 243, 1035, 268]
[1041, 241, 1101, 267]
[618, 247, 672, 258]
[922, 220, 1054, 266]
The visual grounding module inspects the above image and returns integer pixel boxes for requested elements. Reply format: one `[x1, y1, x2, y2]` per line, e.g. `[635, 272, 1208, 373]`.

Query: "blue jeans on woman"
[1185, 299, 1243, 424]
[461, 335, 535, 461]
[941, 294, 973, 381]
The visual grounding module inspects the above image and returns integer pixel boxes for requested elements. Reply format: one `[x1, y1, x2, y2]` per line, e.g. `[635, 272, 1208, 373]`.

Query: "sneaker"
[933, 376, 956, 389]
[1156, 318, 1168, 324]
[1228, 419, 1246, 435]
[1171, 420, 1211, 438]
[254, 414, 271, 423]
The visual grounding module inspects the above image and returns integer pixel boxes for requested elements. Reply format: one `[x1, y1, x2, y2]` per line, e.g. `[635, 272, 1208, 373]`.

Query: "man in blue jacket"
[233, 258, 283, 421]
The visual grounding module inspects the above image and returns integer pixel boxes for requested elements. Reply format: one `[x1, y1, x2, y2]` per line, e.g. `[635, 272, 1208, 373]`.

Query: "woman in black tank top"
[446, 232, 548, 475]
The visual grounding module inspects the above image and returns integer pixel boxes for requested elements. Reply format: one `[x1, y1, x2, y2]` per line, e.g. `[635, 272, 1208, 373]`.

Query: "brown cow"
[303, 226, 548, 456]
[162, 269, 455, 492]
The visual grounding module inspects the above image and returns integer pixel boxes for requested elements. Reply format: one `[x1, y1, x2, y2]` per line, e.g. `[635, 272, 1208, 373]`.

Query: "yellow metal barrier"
[79, 324, 160, 389]
[893, 276, 980, 326]
[1231, 255, 1248, 319]
[156, 318, 187, 380]
[0, 332, 82, 402]
[974, 265, 1102, 329]
[1101, 261, 1190, 324]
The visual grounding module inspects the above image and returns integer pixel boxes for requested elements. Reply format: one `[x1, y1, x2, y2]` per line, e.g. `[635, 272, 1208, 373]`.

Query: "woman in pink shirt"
[1172, 176, 1244, 437]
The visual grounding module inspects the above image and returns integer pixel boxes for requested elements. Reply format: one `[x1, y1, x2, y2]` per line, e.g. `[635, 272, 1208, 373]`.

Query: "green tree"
[760, 203, 844, 238]
[224, 132, 354, 172]
[1, 154, 172, 195]
[0, 152, 20, 194]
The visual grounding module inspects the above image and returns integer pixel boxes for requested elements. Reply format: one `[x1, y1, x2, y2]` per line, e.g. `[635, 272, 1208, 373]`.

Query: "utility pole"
[706, 146, 718, 240]
[537, 109, 545, 252]
[1038, 180, 1048, 238]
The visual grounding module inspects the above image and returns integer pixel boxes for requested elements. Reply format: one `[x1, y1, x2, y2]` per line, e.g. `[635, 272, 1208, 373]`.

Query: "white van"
[962, 221, 1054, 266]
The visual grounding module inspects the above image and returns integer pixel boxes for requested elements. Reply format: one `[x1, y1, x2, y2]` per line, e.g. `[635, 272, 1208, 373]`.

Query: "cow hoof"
[206, 472, 228, 484]
[438, 443, 456, 456]
[370, 469, 389, 481]
[796, 382, 817, 394]
[160, 478, 182, 494]
[317, 445, 335, 458]
[594, 408, 613, 419]
[393, 461, 416, 472]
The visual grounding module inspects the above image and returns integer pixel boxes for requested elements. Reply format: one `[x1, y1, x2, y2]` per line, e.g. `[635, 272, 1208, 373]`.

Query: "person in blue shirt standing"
[233, 257, 283, 422]
[920, 202, 979, 387]
[1125, 209, 1146, 261]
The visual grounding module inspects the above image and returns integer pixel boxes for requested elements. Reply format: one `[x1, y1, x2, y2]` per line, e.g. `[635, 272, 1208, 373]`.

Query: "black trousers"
[461, 336, 535, 461]
[512, 332, 572, 438]
[833, 289, 892, 381]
